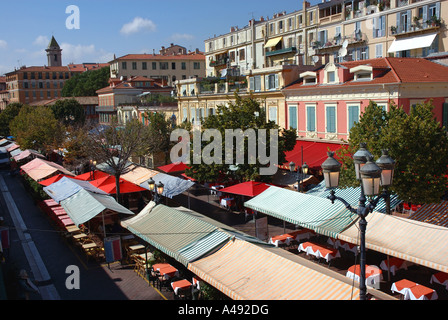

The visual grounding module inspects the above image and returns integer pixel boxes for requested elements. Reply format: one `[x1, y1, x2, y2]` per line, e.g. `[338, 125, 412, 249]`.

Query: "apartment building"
[0, 76, 7, 110]
[313, 0, 446, 62]
[204, 1, 320, 78]
[109, 45, 206, 87]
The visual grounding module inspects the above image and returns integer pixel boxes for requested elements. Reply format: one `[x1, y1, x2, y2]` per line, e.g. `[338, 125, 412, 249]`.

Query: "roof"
[20, 158, 75, 181]
[158, 162, 189, 173]
[112, 53, 205, 62]
[220, 181, 272, 197]
[68, 63, 109, 71]
[47, 36, 60, 49]
[43, 176, 108, 203]
[140, 173, 195, 199]
[244, 186, 357, 238]
[188, 238, 361, 300]
[120, 164, 159, 186]
[284, 57, 448, 91]
[339, 211, 448, 273]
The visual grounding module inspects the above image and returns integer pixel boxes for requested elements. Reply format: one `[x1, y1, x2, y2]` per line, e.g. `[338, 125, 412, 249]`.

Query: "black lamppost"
[321, 143, 395, 300]
[289, 161, 309, 192]
[147, 178, 165, 205]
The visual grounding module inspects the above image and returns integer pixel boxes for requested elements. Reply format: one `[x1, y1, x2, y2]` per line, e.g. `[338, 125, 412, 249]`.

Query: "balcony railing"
[265, 47, 297, 57]
[390, 19, 441, 36]
[312, 32, 366, 51]
[209, 58, 228, 67]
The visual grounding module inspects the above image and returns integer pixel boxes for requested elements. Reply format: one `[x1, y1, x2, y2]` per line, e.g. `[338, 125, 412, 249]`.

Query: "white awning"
[387, 33, 437, 53]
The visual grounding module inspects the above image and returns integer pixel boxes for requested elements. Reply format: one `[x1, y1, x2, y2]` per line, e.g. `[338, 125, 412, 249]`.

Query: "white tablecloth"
[346, 265, 382, 289]
[211, 185, 224, 195]
[298, 243, 341, 263]
[220, 197, 234, 208]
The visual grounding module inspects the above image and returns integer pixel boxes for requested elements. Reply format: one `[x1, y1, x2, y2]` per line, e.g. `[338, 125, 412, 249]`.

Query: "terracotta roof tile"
[113, 53, 205, 61]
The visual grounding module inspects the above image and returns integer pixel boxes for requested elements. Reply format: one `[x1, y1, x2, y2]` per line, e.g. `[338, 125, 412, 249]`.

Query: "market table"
[192, 276, 201, 290]
[391, 279, 438, 300]
[220, 197, 234, 209]
[346, 264, 383, 289]
[298, 241, 341, 264]
[328, 238, 358, 255]
[269, 229, 314, 247]
[430, 271, 448, 290]
[171, 279, 192, 295]
[380, 257, 409, 276]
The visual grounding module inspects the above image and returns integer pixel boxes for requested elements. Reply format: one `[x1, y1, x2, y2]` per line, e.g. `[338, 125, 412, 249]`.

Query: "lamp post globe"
[321, 151, 341, 189]
[360, 155, 382, 197]
[376, 149, 395, 187]
[353, 143, 373, 180]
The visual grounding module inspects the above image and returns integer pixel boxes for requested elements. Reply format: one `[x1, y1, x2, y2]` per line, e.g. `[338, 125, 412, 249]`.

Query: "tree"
[50, 98, 85, 126]
[85, 118, 148, 202]
[62, 67, 110, 97]
[185, 93, 297, 183]
[0, 103, 24, 137]
[143, 111, 174, 164]
[336, 100, 448, 204]
[9, 105, 63, 153]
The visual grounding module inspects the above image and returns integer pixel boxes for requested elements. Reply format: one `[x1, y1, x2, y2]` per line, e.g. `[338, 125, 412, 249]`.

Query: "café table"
[298, 241, 341, 264]
[269, 229, 314, 247]
[328, 238, 358, 255]
[171, 279, 192, 295]
[380, 257, 409, 276]
[269, 234, 294, 247]
[346, 264, 383, 289]
[430, 271, 448, 290]
[192, 276, 201, 290]
[391, 279, 438, 300]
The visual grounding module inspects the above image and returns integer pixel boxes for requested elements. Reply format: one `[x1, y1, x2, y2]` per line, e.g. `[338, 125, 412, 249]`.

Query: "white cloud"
[169, 33, 194, 41]
[120, 17, 156, 35]
[60, 42, 113, 64]
[0, 40, 7, 49]
[33, 35, 49, 47]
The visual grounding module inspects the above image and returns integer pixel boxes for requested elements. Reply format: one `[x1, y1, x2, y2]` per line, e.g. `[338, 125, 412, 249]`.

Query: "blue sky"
[0, 0, 319, 75]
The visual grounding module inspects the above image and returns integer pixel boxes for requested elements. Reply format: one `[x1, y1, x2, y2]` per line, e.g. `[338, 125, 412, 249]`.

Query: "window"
[122, 62, 127, 70]
[348, 105, 359, 132]
[239, 49, 245, 61]
[23, 73, 28, 80]
[309, 12, 314, 24]
[132, 62, 137, 70]
[306, 106, 316, 132]
[160, 62, 168, 70]
[326, 106, 336, 133]
[269, 107, 278, 124]
[289, 105, 297, 130]
[152, 62, 157, 70]
[375, 43, 383, 58]
[172, 62, 176, 70]
[270, 23, 274, 35]
[142, 62, 147, 70]
[299, 15, 303, 26]
[327, 71, 335, 83]
[181, 62, 186, 70]
[278, 21, 283, 31]
[182, 107, 188, 122]
[193, 62, 200, 69]
[265, 74, 279, 90]
[249, 76, 261, 92]
[373, 16, 386, 38]
[24, 82, 28, 89]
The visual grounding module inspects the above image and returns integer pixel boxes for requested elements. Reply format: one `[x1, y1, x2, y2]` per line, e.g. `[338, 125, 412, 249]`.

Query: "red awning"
[158, 162, 190, 173]
[279, 140, 346, 170]
[219, 181, 271, 197]
[89, 175, 146, 194]
[74, 170, 109, 181]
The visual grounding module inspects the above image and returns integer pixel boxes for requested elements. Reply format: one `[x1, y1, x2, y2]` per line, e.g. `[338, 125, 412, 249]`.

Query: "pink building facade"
[283, 57, 448, 142]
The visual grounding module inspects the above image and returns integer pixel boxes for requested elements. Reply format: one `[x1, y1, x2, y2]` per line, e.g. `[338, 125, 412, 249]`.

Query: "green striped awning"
[121, 204, 231, 266]
[244, 187, 357, 238]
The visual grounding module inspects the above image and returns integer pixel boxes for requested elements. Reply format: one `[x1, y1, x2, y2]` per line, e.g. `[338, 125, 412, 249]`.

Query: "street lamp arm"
[365, 189, 389, 214]
[328, 190, 358, 214]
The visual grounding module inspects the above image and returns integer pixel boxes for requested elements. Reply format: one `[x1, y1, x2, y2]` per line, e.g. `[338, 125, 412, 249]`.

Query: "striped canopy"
[188, 238, 361, 300]
[244, 186, 358, 238]
[409, 201, 448, 228]
[339, 211, 448, 273]
[121, 203, 231, 266]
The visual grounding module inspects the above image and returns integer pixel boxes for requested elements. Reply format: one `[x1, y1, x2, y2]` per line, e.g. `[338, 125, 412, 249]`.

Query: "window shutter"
[436, 2, 441, 18]
[442, 103, 448, 129]
[373, 17, 377, 37]
[289, 106, 297, 129]
[423, 6, 428, 22]
[275, 74, 279, 89]
[407, 10, 411, 32]
[265, 75, 269, 91]
[327, 106, 336, 133]
[396, 13, 401, 29]
[250, 77, 255, 91]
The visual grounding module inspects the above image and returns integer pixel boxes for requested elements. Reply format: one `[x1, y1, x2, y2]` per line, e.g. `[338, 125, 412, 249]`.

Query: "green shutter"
[443, 103, 448, 130]
[326, 106, 336, 133]
[289, 106, 297, 129]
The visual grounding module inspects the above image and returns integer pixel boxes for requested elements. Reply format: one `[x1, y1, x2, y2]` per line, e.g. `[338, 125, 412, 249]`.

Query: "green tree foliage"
[9, 105, 63, 153]
[50, 98, 85, 126]
[62, 67, 110, 97]
[336, 100, 448, 204]
[185, 93, 297, 183]
[0, 103, 24, 137]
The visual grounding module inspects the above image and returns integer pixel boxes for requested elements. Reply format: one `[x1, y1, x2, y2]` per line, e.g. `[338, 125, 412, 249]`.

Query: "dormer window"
[350, 65, 373, 81]
[300, 71, 317, 85]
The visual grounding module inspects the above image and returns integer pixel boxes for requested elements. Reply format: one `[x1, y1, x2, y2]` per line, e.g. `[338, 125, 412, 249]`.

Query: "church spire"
[46, 36, 62, 67]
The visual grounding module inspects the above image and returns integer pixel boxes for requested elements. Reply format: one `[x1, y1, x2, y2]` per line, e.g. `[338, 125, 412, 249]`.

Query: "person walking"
[17, 270, 39, 300]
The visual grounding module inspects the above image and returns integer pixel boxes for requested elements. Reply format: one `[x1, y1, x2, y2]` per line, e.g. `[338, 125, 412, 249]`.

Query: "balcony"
[265, 47, 297, 57]
[209, 58, 228, 67]
[312, 32, 367, 51]
[390, 18, 442, 37]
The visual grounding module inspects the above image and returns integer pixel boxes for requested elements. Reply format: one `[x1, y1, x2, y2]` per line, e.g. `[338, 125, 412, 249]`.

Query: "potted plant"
[430, 15, 442, 27]
[390, 25, 397, 34]
[413, 16, 422, 29]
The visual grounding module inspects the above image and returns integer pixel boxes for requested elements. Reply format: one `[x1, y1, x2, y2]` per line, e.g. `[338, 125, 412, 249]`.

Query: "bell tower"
[46, 36, 62, 67]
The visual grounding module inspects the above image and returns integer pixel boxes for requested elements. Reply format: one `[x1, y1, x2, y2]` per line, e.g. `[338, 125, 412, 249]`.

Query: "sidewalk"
[0, 171, 167, 300]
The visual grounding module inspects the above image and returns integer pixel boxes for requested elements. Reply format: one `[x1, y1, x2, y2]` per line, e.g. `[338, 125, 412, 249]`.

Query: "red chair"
[403, 203, 411, 214]
[410, 204, 420, 213]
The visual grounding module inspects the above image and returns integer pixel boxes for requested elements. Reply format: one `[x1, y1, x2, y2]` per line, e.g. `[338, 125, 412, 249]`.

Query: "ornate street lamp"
[147, 178, 165, 204]
[289, 161, 309, 192]
[322, 143, 395, 300]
